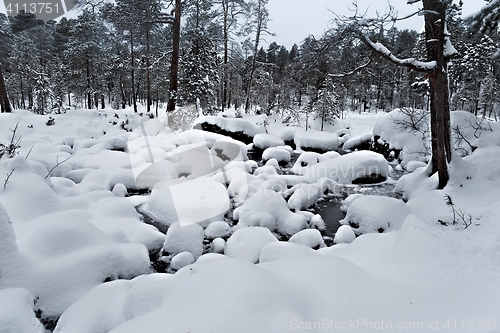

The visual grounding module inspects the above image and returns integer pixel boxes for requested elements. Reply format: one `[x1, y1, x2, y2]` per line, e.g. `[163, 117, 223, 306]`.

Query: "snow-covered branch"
[356, 31, 436, 72]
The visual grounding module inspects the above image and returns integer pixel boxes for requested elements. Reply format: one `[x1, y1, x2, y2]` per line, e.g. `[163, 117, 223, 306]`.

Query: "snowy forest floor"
[0, 106, 499, 333]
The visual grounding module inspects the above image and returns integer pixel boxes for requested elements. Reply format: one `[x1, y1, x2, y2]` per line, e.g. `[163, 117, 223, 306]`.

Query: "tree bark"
[0, 66, 12, 113]
[146, 23, 151, 113]
[130, 31, 138, 113]
[167, 0, 181, 112]
[423, 0, 451, 189]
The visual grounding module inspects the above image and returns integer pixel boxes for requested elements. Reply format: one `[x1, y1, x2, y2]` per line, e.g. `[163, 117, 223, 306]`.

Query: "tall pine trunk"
[424, 0, 452, 189]
[130, 31, 137, 113]
[0, 66, 11, 113]
[167, 0, 181, 112]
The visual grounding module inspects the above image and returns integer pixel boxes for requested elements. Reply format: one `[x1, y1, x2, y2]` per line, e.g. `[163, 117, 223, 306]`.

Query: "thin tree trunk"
[86, 57, 92, 110]
[146, 24, 151, 113]
[130, 31, 137, 113]
[167, 0, 181, 112]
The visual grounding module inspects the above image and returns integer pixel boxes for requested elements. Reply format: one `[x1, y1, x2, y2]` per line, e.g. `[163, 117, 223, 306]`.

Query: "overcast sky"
[265, 0, 485, 49]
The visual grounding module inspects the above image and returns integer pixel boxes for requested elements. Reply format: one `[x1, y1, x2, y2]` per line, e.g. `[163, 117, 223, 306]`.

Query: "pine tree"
[312, 76, 340, 131]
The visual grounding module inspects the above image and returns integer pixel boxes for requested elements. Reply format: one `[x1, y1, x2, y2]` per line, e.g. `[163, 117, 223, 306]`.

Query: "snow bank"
[54, 274, 172, 333]
[259, 241, 316, 263]
[372, 109, 429, 163]
[304, 150, 388, 184]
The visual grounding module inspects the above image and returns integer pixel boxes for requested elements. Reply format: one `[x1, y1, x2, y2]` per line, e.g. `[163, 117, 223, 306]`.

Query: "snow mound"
[204, 221, 231, 239]
[342, 133, 372, 151]
[372, 109, 429, 163]
[340, 195, 409, 235]
[163, 223, 204, 258]
[304, 150, 388, 184]
[54, 274, 172, 333]
[259, 241, 316, 263]
[288, 229, 325, 249]
[195, 116, 265, 138]
[253, 133, 285, 150]
[225, 227, 278, 263]
[0, 288, 45, 333]
[262, 147, 291, 164]
[290, 152, 324, 175]
[170, 252, 195, 271]
[237, 212, 276, 230]
[104, 137, 128, 152]
[334, 225, 356, 244]
[294, 129, 340, 152]
[233, 190, 308, 236]
[286, 178, 336, 211]
[211, 238, 226, 253]
[142, 178, 229, 227]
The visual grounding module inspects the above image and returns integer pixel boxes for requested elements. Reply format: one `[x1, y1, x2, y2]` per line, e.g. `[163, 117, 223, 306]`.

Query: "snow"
[233, 190, 308, 236]
[1, 109, 500, 332]
[142, 178, 230, 227]
[0, 288, 45, 333]
[253, 133, 285, 150]
[225, 227, 279, 263]
[294, 129, 340, 152]
[304, 150, 389, 184]
[170, 252, 195, 271]
[288, 229, 326, 249]
[204, 221, 231, 239]
[195, 116, 265, 137]
[262, 146, 291, 163]
[285, 177, 336, 211]
[334, 225, 356, 244]
[162, 222, 204, 258]
[340, 195, 409, 235]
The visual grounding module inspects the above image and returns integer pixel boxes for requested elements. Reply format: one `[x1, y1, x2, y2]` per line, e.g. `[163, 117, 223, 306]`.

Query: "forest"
[0, 0, 499, 121]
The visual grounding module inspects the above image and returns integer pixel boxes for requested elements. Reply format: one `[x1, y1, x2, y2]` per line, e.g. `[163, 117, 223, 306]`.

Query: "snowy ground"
[0, 107, 499, 333]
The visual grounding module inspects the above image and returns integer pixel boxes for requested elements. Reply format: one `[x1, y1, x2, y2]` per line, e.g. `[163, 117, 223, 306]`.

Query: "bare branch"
[329, 55, 372, 78]
[45, 155, 73, 179]
[3, 169, 15, 188]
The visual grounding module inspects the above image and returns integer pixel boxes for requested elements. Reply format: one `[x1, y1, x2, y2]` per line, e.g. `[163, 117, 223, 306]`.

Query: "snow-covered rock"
[0, 288, 45, 333]
[225, 227, 278, 263]
[294, 129, 340, 152]
[253, 133, 285, 150]
[142, 178, 229, 227]
[233, 191, 308, 236]
[288, 229, 325, 249]
[290, 152, 324, 175]
[340, 195, 409, 235]
[304, 150, 389, 184]
[334, 225, 356, 244]
[170, 252, 195, 271]
[204, 221, 231, 239]
[211, 238, 226, 254]
[163, 223, 204, 258]
[262, 147, 291, 164]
